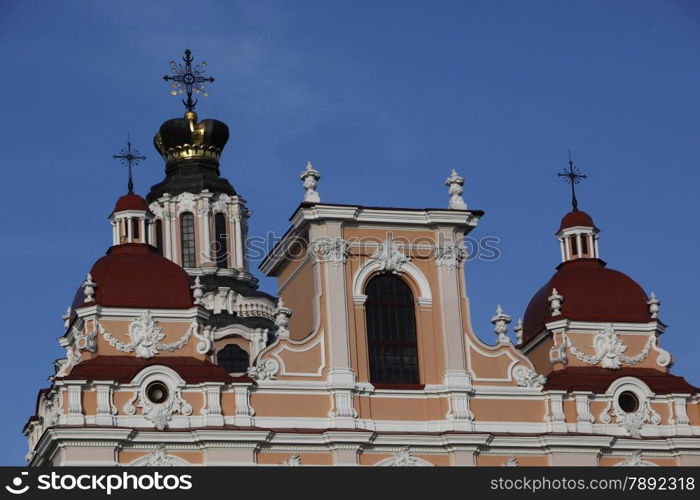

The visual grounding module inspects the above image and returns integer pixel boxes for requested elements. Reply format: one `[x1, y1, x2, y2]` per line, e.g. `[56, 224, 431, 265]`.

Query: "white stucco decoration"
[502, 457, 519, 467]
[615, 451, 657, 467]
[376, 448, 433, 467]
[435, 242, 466, 271]
[81, 273, 97, 302]
[130, 445, 190, 466]
[102, 312, 194, 359]
[599, 377, 661, 439]
[491, 305, 512, 345]
[247, 359, 279, 381]
[566, 325, 654, 370]
[353, 238, 432, 305]
[300, 161, 321, 203]
[512, 365, 547, 388]
[282, 454, 302, 466]
[369, 235, 410, 274]
[548, 288, 563, 316]
[311, 237, 350, 267]
[647, 292, 660, 319]
[445, 169, 467, 210]
[274, 299, 293, 339]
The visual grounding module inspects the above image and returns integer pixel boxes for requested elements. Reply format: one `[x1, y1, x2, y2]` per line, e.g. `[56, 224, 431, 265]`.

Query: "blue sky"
[1, 1, 699, 464]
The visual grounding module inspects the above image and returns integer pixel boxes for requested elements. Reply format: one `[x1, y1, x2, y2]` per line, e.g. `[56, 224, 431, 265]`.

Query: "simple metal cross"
[163, 49, 215, 112]
[113, 135, 146, 194]
[557, 151, 587, 211]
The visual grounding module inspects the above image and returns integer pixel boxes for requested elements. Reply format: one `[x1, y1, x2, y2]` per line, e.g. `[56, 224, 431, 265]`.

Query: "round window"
[618, 391, 639, 413]
[146, 381, 169, 404]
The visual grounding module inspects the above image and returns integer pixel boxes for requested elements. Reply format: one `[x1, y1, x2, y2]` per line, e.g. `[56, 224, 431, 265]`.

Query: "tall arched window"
[217, 344, 249, 373]
[155, 219, 163, 255]
[214, 213, 228, 268]
[180, 212, 196, 267]
[365, 274, 419, 385]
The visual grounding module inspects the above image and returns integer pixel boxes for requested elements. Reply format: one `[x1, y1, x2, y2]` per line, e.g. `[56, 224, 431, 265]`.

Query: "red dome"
[113, 193, 149, 213]
[521, 258, 651, 345]
[72, 244, 194, 309]
[558, 210, 596, 232]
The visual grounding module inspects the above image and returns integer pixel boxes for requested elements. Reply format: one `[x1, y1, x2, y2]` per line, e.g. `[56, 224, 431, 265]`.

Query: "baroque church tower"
[24, 52, 700, 467]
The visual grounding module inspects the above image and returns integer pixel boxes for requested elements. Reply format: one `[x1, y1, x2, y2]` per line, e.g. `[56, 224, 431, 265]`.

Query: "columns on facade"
[198, 197, 212, 263]
[434, 227, 473, 429]
[312, 221, 356, 428]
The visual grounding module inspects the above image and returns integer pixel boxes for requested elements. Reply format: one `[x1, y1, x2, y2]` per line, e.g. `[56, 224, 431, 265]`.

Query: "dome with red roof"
[521, 258, 652, 345]
[112, 193, 150, 213]
[558, 210, 596, 232]
[72, 244, 194, 310]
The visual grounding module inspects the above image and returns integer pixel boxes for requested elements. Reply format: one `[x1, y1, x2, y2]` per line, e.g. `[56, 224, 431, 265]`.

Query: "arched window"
[365, 274, 419, 385]
[217, 344, 249, 373]
[214, 213, 228, 268]
[180, 212, 196, 267]
[155, 219, 163, 255]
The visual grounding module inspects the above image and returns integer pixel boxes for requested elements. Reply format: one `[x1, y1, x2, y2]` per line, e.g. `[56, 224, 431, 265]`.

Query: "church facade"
[23, 55, 700, 467]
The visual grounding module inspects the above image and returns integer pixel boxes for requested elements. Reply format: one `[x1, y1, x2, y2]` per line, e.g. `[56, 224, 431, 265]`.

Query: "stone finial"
[445, 169, 467, 210]
[191, 276, 204, 305]
[274, 299, 293, 339]
[82, 273, 97, 303]
[548, 288, 564, 316]
[62, 306, 72, 329]
[514, 318, 524, 346]
[647, 292, 660, 319]
[491, 305, 512, 345]
[300, 161, 321, 203]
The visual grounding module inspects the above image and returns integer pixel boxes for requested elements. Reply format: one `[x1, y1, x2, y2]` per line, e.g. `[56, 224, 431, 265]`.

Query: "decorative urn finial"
[514, 318, 524, 346]
[647, 292, 661, 319]
[81, 273, 97, 303]
[445, 169, 467, 210]
[548, 288, 564, 316]
[491, 305, 512, 345]
[300, 161, 321, 203]
[191, 276, 204, 305]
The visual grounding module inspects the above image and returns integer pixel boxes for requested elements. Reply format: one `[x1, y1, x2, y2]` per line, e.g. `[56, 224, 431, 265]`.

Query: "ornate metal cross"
[113, 135, 146, 194]
[163, 49, 215, 112]
[557, 151, 587, 211]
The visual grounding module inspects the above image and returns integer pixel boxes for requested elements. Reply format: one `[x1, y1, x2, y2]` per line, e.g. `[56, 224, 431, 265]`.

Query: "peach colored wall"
[563, 399, 577, 422]
[112, 392, 132, 416]
[220, 392, 236, 414]
[275, 236, 309, 283]
[590, 401, 609, 423]
[471, 399, 545, 421]
[687, 401, 699, 426]
[82, 391, 96, 415]
[279, 260, 316, 341]
[251, 394, 330, 418]
[272, 337, 324, 377]
[526, 337, 555, 374]
[467, 347, 518, 380]
[358, 395, 446, 421]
